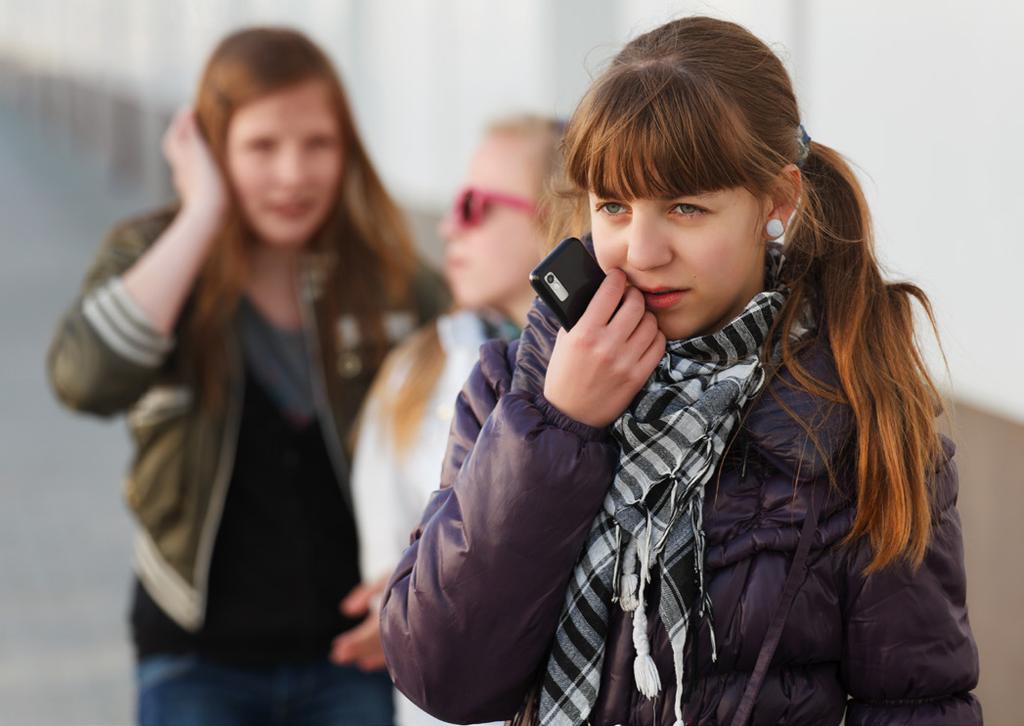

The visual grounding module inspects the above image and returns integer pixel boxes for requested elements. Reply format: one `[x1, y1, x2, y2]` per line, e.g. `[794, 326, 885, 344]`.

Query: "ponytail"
[779, 141, 945, 572]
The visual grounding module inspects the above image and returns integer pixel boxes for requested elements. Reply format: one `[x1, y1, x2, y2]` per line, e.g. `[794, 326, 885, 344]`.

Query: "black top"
[131, 371, 361, 664]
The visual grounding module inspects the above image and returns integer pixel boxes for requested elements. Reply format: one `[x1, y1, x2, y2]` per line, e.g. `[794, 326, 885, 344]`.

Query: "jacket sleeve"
[379, 339, 618, 724]
[840, 442, 982, 725]
[47, 218, 175, 416]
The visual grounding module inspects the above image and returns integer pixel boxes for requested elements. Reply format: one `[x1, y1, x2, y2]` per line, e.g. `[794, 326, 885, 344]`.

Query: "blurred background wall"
[0, 1, 1020, 723]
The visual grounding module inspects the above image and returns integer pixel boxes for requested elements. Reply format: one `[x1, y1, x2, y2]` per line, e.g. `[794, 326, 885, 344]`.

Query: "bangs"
[564, 63, 756, 200]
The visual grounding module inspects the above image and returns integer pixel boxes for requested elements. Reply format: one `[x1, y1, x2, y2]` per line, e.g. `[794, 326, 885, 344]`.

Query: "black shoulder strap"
[731, 495, 821, 726]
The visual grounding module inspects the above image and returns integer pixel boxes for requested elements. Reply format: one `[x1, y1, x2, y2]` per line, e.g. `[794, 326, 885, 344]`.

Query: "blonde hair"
[375, 114, 563, 455]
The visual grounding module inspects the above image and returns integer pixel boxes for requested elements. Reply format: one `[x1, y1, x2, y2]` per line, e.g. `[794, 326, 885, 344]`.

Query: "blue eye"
[674, 203, 704, 216]
[599, 202, 627, 215]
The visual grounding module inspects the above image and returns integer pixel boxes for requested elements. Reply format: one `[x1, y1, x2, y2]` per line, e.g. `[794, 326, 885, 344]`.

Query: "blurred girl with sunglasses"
[47, 27, 447, 725]
[337, 115, 562, 726]
[379, 16, 980, 726]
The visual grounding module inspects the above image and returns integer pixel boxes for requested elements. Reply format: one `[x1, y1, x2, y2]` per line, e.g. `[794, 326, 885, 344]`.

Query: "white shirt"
[351, 311, 503, 726]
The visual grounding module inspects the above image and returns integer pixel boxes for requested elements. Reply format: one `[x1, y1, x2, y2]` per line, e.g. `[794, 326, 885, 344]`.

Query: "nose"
[275, 146, 305, 187]
[626, 214, 674, 271]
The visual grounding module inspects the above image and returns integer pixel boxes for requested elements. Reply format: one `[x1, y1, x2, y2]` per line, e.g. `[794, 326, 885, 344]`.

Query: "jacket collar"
[741, 339, 853, 483]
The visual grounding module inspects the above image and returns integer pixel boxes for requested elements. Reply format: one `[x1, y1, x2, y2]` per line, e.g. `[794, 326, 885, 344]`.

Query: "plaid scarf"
[537, 244, 788, 726]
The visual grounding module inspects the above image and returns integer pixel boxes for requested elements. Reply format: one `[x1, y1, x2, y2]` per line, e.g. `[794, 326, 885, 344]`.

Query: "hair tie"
[796, 124, 812, 167]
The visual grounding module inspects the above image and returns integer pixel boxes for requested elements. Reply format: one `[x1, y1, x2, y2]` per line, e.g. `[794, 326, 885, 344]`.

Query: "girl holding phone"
[48, 28, 445, 724]
[379, 16, 980, 726]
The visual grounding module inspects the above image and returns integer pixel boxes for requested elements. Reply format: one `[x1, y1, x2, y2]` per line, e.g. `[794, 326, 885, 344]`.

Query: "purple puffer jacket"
[381, 299, 981, 725]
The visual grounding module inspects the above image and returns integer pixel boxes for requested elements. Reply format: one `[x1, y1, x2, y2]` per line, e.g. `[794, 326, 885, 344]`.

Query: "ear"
[763, 163, 803, 226]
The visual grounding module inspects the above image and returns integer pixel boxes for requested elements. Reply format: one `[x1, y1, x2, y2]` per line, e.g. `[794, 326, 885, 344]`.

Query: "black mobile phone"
[530, 237, 606, 330]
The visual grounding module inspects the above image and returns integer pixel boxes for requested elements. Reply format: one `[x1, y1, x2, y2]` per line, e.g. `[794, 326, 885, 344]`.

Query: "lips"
[268, 200, 315, 219]
[640, 287, 690, 310]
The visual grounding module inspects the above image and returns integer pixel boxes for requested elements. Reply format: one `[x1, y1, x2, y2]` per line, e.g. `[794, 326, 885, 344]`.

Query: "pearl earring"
[766, 218, 785, 239]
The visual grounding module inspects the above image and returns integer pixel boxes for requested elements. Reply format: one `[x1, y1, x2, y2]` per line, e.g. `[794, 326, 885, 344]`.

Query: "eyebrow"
[672, 191, 719, 201]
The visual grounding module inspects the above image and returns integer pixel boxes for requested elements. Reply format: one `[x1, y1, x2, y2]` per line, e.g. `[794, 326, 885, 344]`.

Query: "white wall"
[1, 0, 1020, 422]
[798, 3, 1024, 422]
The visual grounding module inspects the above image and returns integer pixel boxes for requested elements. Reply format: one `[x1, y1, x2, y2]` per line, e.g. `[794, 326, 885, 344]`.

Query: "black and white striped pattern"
[82, 277, 174, 367]
[538, 245, 788, 726]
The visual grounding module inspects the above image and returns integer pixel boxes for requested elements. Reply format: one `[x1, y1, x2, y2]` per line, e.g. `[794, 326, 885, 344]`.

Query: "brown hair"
[554, 16, 944, 572]
[377, 115, 563, 455]
[189, 27, 416, 408]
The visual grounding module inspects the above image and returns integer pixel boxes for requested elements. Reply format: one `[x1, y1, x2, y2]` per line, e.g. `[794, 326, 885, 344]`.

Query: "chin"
[249, 206, 332, 250]
[657, 301, 729, 340]
[654, 313, 693, 341]
[664, 318, 720, 341]
[252, 222, 319, 249]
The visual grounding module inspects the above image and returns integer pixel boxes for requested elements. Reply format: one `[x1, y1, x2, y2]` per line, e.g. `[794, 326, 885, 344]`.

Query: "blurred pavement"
[0, 100, 152, 725]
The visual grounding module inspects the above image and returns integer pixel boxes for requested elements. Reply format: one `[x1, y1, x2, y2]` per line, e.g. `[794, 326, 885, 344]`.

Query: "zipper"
[298, 261, 354, 512]
[192, 332, 245, 628]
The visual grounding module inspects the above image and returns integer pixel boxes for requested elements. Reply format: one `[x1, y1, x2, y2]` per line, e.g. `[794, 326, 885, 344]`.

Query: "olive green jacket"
[47, 208, 448, 631]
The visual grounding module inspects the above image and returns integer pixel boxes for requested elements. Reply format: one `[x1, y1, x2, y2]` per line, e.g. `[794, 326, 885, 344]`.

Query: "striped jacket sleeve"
[47, 217, 175, 416]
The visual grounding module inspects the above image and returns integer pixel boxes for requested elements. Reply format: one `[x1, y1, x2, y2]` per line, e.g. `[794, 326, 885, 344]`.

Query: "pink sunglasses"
[448, 186, 536, 230]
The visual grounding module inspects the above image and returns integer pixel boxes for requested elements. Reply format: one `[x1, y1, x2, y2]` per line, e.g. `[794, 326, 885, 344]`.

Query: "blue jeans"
[137, 655, 394, 726]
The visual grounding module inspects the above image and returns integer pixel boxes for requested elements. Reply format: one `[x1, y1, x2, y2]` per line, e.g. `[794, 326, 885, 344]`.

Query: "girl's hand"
[330, 577, 389, 671]
[544, 269, 665, 428]
[161, 107, 228, 222]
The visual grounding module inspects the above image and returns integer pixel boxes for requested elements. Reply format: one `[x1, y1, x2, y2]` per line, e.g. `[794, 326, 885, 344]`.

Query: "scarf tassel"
[670, 608, 690, 726]
[632, 604, 662, 697]
[631, 516, 662, 699]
